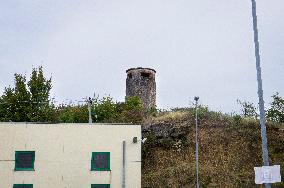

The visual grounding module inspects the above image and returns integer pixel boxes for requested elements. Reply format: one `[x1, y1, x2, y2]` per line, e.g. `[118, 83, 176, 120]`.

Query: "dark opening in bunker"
[128, 73, 132, 79]
[141, 72, 150, 78]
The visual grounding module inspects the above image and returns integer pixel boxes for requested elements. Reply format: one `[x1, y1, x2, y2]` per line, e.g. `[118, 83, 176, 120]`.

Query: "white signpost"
[254, 165, 281, 184]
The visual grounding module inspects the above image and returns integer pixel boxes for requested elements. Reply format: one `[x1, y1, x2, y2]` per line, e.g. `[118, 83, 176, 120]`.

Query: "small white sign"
[254, 165, 281, 184]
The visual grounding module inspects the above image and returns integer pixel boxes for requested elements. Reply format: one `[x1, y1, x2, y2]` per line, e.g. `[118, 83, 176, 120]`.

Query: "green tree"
[0, 67, 55, 122]
[57, 104, 89, 123]
[91, 95, 143, 123]
[0, 74, 31, 121]
[13, 74, 31, 121]
[267, 92, 284, 123]
[237, 99, 257, 118]
[93, 96, 118, 123]
[119, 96, 143, 123]
[27, 66, 53, 122]
[0, 87, 14, 121]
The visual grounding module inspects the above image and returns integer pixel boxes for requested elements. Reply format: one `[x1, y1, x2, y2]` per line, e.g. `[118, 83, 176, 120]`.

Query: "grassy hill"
[141, 108, 284, 188]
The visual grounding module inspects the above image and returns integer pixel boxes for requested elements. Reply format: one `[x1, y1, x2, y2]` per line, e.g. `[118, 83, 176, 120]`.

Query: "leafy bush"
[237, 99, 257, 118]
[267, 92, 284, 123]
[87, 95, 143, 124]
[57, 104, 89, 123]
[117, 96, 143, 123]
[93, 96, 118, 123]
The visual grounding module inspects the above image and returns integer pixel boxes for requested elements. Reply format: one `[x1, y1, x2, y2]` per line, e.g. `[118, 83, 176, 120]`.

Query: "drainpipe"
[122, 140, 126, 188]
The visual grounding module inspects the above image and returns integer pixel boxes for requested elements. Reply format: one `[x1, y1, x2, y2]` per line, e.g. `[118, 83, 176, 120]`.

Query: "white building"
[0, 123, 141, 188]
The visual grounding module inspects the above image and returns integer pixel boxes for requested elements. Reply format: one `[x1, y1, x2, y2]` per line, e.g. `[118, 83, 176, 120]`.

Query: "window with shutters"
[15, 151, 35, 171]
[91, 184, 110, 188]
[91, 152, 110, 171]
[13, 184, 33, 188]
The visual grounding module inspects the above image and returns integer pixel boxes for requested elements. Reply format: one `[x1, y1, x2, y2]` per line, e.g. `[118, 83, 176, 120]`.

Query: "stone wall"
[126, 67, 156, 109]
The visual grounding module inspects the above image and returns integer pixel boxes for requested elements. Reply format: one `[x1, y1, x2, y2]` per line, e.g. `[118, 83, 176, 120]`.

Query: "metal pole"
[88, 97, 92, 124]
[194, 96, 200, 188]
[250, 1, 271, 187]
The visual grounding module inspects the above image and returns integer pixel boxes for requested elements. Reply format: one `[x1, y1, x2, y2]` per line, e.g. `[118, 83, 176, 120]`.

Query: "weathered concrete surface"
[126, 67, 156, 110]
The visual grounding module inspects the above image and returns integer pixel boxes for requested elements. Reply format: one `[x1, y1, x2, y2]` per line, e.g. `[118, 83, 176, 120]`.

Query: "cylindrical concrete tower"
[126, 67, 156, 109]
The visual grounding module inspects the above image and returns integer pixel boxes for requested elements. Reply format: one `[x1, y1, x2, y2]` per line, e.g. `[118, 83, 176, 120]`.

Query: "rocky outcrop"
[143, 122, 190, 138]
[142, 121, 192, 148]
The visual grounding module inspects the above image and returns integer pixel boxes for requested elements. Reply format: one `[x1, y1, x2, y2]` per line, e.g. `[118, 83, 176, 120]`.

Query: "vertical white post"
[250, 1, 271, 188]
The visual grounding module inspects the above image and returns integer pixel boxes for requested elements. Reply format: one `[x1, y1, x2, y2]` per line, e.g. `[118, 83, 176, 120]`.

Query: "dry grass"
[142, 110, 284, 188]
[144, 110, 191, 124]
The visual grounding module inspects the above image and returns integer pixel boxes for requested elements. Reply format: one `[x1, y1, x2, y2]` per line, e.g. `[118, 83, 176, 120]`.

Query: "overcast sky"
[0, 0, 283, 113]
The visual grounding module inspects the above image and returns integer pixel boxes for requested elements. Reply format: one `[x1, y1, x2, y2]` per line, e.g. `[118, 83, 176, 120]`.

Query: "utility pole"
[250, 1, 271, 188]
[87, 97, 93, 124]
[194, 96, 200, 188]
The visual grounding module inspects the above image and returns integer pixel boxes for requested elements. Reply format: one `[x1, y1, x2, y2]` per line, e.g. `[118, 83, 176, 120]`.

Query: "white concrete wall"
[0, 123, 141, 188]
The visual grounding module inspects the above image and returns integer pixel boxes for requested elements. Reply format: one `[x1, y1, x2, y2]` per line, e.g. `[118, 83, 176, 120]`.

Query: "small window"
[91, 184, 110, 188]
[13, 184, 33, 188]
[15, 151, 35, 171]
[91, 152, 110, 171]
[141, 72, 150, 78]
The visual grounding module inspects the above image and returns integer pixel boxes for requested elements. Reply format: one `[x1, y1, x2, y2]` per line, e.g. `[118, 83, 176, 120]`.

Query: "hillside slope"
[141, 109, 284, 188]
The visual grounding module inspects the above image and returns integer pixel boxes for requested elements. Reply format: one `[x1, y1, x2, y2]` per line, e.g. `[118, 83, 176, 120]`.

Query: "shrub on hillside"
[57, 104, 89, 123]
[117, 96, 143, 124]
[92, 95, 143, 124]
[237, 99, 258, 118]
[93, 96, 118, 123]
[267, 92, 284, 123]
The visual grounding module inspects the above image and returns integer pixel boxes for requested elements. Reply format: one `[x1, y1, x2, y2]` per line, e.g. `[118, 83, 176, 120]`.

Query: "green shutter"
[91, 184, 110, 188]
[13, 184, 33, 188]
[91, 152, 110, 171]
[15, 151, 35, 171]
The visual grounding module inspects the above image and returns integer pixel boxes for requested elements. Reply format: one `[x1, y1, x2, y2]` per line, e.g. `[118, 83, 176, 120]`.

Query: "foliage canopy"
[267, 92, 284, 123]
[0, 67, 55, 122]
